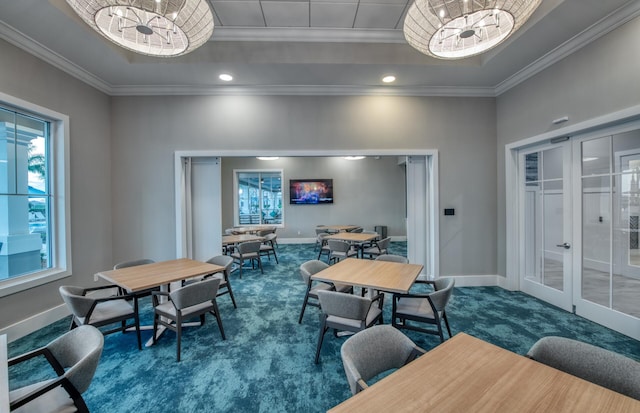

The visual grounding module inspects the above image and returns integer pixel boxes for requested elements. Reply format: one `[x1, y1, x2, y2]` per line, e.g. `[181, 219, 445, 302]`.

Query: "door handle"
[556, 243, 571, 249]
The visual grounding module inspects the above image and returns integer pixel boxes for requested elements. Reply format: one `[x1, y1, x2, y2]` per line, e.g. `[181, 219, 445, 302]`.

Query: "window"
[234, 170, 283, 226]
[0, 94, 70, 296]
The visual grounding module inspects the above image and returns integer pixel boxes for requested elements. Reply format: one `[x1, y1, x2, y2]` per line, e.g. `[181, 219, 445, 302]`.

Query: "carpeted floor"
[7, 242, 640, 412]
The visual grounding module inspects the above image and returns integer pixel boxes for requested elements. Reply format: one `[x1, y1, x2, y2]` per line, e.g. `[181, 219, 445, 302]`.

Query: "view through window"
[235, 170, 283, 225]
[0, 106, 51, 280]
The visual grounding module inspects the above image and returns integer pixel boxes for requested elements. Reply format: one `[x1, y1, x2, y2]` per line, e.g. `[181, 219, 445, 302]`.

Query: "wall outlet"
[297, 231, 301, 235]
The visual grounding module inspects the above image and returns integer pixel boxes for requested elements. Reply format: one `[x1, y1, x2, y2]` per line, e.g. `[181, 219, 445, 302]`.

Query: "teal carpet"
[8, 243, 640, 412]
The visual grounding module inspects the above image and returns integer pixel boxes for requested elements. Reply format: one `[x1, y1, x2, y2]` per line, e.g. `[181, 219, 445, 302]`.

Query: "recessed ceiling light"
[256, 157, 279, 161]
[343, 156, 366, 160]
[382, 75, 396, 83]
[219, 74, 233, 82]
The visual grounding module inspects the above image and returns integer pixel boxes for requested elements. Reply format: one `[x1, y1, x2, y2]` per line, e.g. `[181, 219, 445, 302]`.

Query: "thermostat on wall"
[444, 208, 455, 216]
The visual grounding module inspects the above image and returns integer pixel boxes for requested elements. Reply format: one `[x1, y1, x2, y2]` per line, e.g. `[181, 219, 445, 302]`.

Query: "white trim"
[0, 302, 69, 343]
[0, 92, 72, 298]
[495, 0, 640, 95]
[212, 27, 406, 44]
[0, 21, 112, 95]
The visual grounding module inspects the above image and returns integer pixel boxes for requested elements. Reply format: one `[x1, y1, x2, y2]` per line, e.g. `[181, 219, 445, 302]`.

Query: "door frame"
[174, 149, 439, 278]
[505, 103, 640, 292]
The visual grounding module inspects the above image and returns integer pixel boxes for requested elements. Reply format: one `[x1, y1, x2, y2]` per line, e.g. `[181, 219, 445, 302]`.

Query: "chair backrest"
[315, 228, 328, 235]
[224, 228, 235, 235]
[341, 325, 422, 395]
[350, 227, 364, 233]
[257, 229, 272, 237]
[264, 233, 277, 243]
[113, 258, 155, 269]
[328, 239, 351, 253]
[317, 290, 371, 321]
[206, 255, 233, 277]
[47, 325, 104, 393]
[238, 240, 262, 254]
[429, 277, 455, 312]
[59, 285, 94, 318]
[375, 237, 391, 250]
[527, 336, 640, 400]
[300, 260, 329, 284]
[375, 254, 409, 264]
[169, 278, 221, 310]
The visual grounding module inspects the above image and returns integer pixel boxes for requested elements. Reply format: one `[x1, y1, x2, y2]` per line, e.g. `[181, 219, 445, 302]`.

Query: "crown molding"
[2, 1, 638, 98]
[211, 27, 406, 44]
[0, 20, 112, 95]
[494, 0, 640, 96]
[109, 84, 495, 97]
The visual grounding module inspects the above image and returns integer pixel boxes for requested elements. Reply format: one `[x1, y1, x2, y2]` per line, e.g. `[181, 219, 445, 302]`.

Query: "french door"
[517, 124, 640, 339]
[519, 141, 573, 311]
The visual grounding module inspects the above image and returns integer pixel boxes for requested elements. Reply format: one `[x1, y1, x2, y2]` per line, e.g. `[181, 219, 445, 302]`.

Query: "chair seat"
[231, 251, 259, 259]
[362, 246, 382, 255]
[309, 282, 333, 296]
[395, 297, 439, 319]
[326, 307, 382, 331]
[81, 299, 134, 325]
[10, 379, 77, 413]
[155, 301, 214, 319]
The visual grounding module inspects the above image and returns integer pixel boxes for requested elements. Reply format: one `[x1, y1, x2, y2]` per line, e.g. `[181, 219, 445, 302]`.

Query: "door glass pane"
[611, 131, 640, 317]
[582, 136, 611, 176]
[543, 180, 563, 290]
[522, 147, 565, 291]
[581, 175, 611, 308]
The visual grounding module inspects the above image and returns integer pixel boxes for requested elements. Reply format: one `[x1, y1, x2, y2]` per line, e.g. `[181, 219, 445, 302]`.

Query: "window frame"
[0, 92, 71, 297]
[233, 169, 284, 227]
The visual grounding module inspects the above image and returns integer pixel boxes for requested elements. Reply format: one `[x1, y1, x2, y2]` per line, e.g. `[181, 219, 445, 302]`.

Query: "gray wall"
[496, 15, 640, 276]
[0, 39, 498, 330]
[111, 95, 497, 277]
[0, 39, 112, 328]
[220, 156, 407, 239]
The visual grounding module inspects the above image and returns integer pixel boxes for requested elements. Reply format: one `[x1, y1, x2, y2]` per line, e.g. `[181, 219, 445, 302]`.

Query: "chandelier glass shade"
[404, 0, 543, 60]
[65, 0, 214, 57]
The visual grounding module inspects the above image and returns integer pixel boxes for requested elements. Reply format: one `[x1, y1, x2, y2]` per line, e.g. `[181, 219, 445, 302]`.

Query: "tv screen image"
[289, 179, 333, 204]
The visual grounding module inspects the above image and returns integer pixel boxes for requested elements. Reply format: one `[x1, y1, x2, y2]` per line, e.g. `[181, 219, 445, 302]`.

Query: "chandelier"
[404, 0, 542, 60]
[65, 0, 214, 57]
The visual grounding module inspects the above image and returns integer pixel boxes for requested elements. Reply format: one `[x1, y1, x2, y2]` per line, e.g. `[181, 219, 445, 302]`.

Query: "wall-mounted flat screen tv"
[289, 179, 333, 204]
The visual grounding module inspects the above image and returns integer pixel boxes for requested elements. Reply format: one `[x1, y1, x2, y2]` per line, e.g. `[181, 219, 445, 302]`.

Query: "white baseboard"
[0, 303, 70, 343]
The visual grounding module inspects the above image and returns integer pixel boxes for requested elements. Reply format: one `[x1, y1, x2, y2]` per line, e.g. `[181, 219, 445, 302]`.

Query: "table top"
[222, 234, 264, 245]
[95, 258, 225, 292]
[0, 335, 8, 413]
[325, 232, 378, 243]
[232, 225, 275, 234]
[328, 332, 640, 413]
[312, 258, 422, 294]
[317, 225, 361, 232]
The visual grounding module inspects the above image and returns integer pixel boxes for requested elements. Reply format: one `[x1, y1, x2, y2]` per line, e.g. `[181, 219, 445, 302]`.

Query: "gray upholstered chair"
[316, 232, 331, 260]
[298, 260, 353, 324]
[341, 325, 426, 395]
[8, 325, 104, 413]
[231, 240, 263, 278]
[113, 258, 157, 302]
[375, 254, 409, 264]
[527, 336, 640, 400]
[152, 277, 226, 361]
[184, 255, 237, 308]
[391, 277, 455, 342]
[59, 285, 142, 349]
[327, 239, 357, 264]
[362, 236, 391, 259]
[259, 232, 279, 264]
[315, 289, 384, 363]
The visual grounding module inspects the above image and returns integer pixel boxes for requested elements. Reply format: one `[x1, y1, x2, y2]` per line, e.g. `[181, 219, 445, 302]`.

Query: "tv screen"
[289, 179, 334, 204]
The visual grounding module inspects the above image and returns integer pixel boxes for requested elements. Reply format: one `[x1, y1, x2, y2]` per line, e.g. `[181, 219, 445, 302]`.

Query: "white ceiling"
[0, 0, 638, 96]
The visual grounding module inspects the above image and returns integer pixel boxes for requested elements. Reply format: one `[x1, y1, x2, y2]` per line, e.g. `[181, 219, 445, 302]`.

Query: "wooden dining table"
[329, 332, 640, 413]
[311, 258, 423, 294]
[95, 258, 225, 346]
